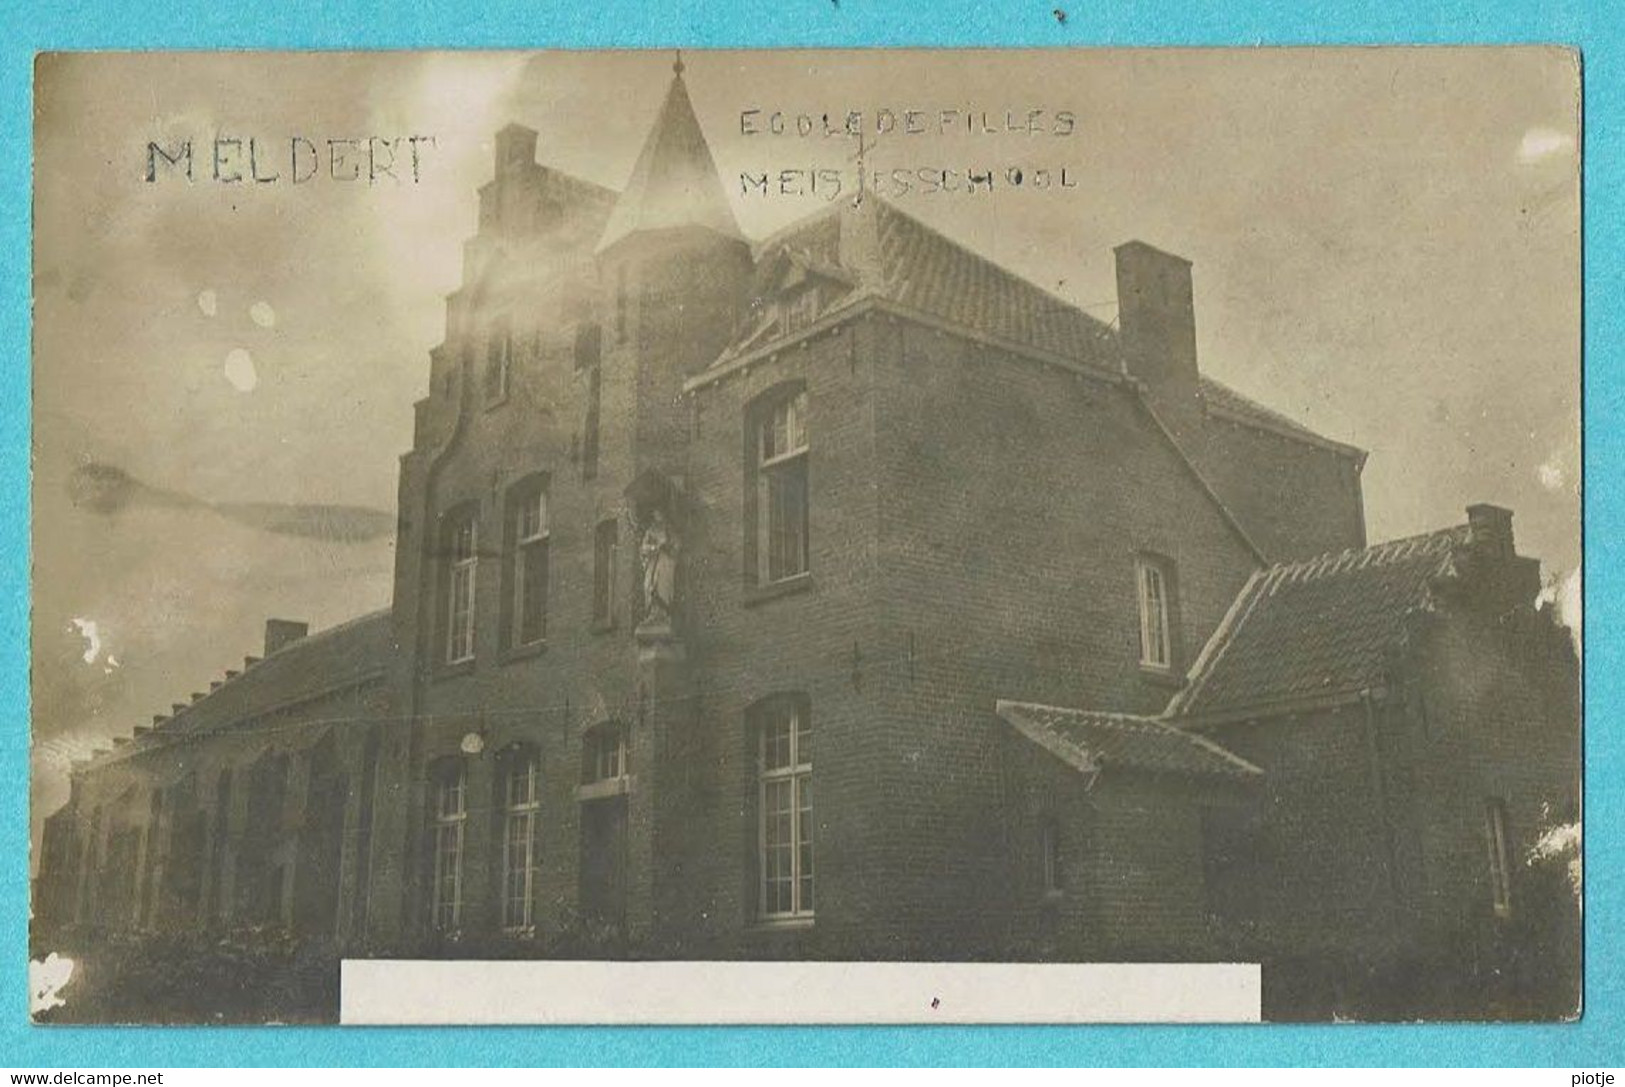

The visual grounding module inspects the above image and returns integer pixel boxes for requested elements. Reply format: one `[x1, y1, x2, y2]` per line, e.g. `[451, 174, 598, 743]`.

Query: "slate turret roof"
[597, 59, 742, 254]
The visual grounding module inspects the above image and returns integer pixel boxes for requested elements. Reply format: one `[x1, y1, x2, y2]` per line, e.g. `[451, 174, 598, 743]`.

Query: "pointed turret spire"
[597, 60, 741, 254]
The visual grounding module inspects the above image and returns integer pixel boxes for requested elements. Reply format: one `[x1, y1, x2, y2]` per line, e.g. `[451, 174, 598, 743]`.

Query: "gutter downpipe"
[1360, 688, 1403, 943]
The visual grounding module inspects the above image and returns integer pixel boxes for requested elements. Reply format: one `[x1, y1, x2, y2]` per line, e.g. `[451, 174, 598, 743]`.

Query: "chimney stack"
[494, 123, 538, 178]
[264, 618, 309, 657]
[1466, 503, 1515, 559]
[1114, 241, 1199, 404]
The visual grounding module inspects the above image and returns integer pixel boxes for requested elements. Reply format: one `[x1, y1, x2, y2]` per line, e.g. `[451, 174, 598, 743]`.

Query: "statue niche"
[624, 469, 684, 641]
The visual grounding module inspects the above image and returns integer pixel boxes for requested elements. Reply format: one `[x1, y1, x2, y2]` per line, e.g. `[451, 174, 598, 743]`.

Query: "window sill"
[500, 640, 548, 665]
[577, 775, 634, 803]
[750, 915, 815, 933]
[433, 659, 477, 683]
[744, 573, 814, 608]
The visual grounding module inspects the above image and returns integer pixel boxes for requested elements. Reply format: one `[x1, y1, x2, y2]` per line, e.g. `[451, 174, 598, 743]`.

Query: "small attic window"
[779, 287, 819, 335]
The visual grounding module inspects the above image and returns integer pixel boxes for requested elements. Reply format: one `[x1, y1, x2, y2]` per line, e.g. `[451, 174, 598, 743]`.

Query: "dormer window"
[780, 288, 819, 335]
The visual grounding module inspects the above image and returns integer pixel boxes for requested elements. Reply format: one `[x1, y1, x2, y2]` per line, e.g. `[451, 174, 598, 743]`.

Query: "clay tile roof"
[1198, 377, 1363, 458]
[100, 610, 395, 765]
[1169, 525, 1472, 719]
[729, 203, 1361, 466]
[739, 199, 1118, 372]
[869, 201, 1118, 367]
[997, 699, 1262, 780]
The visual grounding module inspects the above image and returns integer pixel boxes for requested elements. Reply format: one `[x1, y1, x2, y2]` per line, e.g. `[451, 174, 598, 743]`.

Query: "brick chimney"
[264, 618, 309, 657]
[1466, 503, 1515, 559]
[1115, 241, 1199, 407]
[494, 123, 537, 178]
[1456, 503, 1541, 611]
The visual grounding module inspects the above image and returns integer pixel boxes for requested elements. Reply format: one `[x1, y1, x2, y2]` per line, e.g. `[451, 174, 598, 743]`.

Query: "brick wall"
[857, 315, 1262, 954]
[38, 676, 392, 946]
[1197, 589, 1579, 1014]
[1396, 599, 1580, 944]
[671, 308, 1269, 958]
[1185, 412, 1366, 562]
[997, 729, 1249, 961]
[1204, 704, 1400, 961]
[678, 315, 884, 958]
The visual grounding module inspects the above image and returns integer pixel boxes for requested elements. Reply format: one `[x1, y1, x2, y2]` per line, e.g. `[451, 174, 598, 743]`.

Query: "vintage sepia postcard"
[28, 47, 1581, 1025]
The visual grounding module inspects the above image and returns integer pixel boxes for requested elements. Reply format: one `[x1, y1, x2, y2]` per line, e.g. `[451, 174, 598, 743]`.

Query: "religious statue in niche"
[624, 467, 683, 639]
[638, 507, 679, 630]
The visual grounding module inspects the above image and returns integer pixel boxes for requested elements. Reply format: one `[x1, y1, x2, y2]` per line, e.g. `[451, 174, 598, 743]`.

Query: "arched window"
[499, 746, 541, 932]
[429, 758, 467, 931]
[752, 695, 813, 921]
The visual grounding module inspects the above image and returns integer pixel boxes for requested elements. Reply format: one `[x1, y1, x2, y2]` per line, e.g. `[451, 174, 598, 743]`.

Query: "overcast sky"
[30, 48, 1580, 843]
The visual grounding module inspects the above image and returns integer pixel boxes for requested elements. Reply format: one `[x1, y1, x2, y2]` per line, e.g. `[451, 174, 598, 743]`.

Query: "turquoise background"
[2, 0, 1618, 1067]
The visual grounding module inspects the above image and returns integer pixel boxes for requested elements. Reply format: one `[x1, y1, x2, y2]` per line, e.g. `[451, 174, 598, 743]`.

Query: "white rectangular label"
[339, 960, 1262, 1024]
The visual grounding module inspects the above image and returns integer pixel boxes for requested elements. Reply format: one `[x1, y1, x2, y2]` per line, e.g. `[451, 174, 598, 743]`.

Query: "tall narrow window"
[352, 729, 381, 934]
[208, 770, 231, 922]
[501, 750, 540, 932]
[1041, 819, 1063, 896]
[757, 698, 813, 921]
[76, 805, 103, 925]
[1136, 555, 1174, 670]
[505, 480, 549, 648]
[582, 365, 602, 482]
[431, 761, 467, 931]
[574, 322, 602, 372]
[593, 518, 619, 628]
[242, 753, 289, 924]
[142, 789, 165, 926]
[578, 726, 628, 926]
[444, 511, 478, 664]
[484, 316, 512, 405]
[614, 264, 628, 342]
[1486, 799, 1513, 917]
[754, 390, 810, 584]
